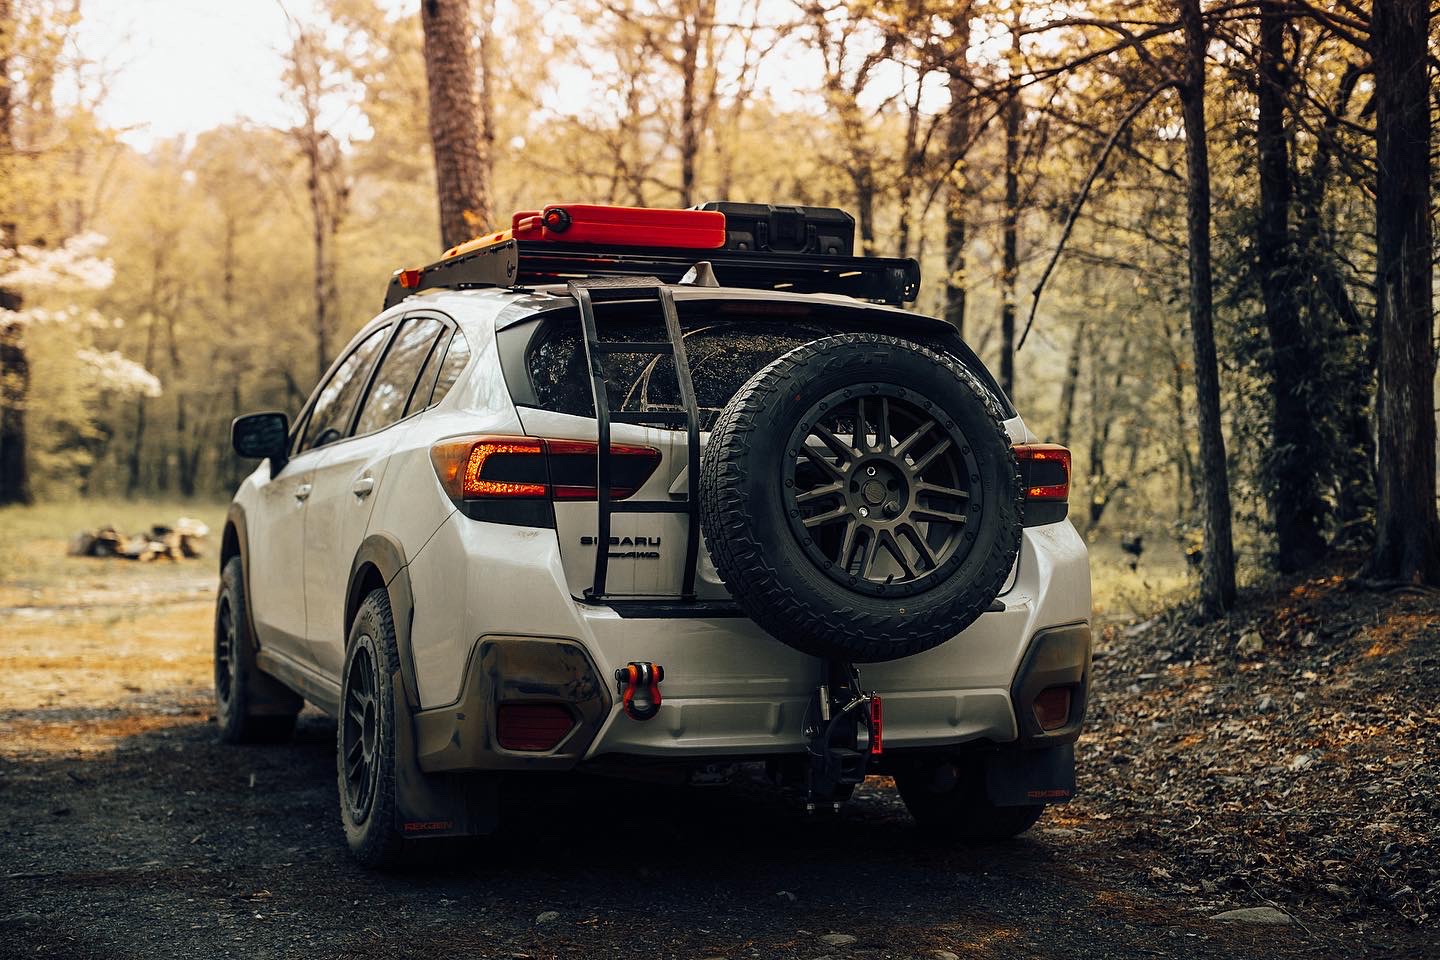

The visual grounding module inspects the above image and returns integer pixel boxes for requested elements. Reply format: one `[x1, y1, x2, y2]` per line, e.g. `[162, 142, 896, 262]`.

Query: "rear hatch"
[497, 293, 1012, 601]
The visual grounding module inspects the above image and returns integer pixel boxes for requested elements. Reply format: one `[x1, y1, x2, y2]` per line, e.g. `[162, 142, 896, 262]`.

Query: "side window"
[428, 330, 471, 408]
[355, 316, 446, 435]
[300, 325, 389, 453]
[405, 328, 452, 418]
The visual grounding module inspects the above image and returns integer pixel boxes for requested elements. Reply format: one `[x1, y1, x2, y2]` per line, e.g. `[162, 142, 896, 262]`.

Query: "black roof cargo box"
[695, 202, 855, 257]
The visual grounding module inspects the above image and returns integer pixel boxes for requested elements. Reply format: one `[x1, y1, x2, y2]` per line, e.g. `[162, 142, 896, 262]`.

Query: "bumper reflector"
[496, 703, 575, 752]
[1033, 687, 1073, 731]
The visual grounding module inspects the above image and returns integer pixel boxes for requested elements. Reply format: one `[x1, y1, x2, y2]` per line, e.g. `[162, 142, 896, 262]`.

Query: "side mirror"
[232, 412, 290, 472]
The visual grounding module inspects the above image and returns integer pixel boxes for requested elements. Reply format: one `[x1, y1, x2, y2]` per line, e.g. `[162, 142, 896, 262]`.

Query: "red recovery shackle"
[616, 661, 664, 722]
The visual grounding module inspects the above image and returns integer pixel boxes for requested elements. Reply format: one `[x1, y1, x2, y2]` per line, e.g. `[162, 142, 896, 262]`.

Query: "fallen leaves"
[1076, 552, 1439, 927]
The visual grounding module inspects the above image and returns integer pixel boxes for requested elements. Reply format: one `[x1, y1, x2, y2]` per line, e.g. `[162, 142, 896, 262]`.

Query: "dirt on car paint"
[0, 541, 1430, 959]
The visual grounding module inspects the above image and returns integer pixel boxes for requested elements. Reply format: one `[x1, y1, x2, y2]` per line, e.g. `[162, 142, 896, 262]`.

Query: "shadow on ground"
[3, 701, 1421, 960]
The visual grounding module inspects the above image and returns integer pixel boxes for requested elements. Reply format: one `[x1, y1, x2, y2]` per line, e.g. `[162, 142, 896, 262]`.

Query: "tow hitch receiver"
[616, 661, 664, 721]
[803, 661, 880, 811]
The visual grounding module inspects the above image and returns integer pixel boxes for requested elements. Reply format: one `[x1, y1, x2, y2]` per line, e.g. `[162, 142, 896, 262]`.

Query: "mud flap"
[390, 670, 499, 838]
[984, 743, 1075, 807]
[245, 663, 304, 717]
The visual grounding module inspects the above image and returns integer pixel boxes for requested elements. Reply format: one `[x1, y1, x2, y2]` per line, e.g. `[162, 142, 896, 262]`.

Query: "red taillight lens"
[430, 436, 660, 502]
[496, 703, 576, 752]
[868, 695, 883, 756]
[1013, 443, 1071, 501]
[1033, 686, 1073, 731]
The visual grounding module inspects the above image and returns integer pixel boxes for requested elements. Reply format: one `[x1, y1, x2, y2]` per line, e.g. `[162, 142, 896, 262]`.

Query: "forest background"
[2, 0, 1437, 611]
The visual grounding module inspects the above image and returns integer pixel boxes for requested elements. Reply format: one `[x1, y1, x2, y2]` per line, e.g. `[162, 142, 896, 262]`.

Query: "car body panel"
[303, 428, 400, 675]
[243, 453, 320, 658]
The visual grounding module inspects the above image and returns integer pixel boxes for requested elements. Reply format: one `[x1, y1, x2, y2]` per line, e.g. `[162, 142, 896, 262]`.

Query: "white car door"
[253, 322, 392, 671]
[246, 445, 322, 661]
[303, 314, 452, 678]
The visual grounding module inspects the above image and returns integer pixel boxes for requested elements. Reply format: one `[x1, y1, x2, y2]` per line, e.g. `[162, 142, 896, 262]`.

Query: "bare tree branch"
[1018, 80, 1175, 351]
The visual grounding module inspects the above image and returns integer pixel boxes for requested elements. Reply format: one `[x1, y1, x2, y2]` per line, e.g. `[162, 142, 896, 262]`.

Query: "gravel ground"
[0, 544, 1432, 959]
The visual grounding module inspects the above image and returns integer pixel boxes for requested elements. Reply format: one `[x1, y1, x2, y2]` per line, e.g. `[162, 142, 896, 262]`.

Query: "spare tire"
[700, 333, 1022, 662]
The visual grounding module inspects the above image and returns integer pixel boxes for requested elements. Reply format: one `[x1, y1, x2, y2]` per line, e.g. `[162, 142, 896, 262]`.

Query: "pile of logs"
[67, 518, 210, 562]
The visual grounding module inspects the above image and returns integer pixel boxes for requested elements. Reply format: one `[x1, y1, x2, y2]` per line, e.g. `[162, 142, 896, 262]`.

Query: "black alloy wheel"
[784, 386, 981, 599]
[341, 636, 382, 824]
[215, 595, 238, 712]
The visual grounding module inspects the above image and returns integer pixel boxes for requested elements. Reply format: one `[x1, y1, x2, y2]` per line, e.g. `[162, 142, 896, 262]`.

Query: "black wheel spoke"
[876, 397, 891, 451]
[811, 422, 856, 461]
[802, 505, 850, 529]
[878, 529, 916, 579]
[854, 396, 870, 451]
[800, 444, 846, 481]
[915, 481, 971, 500]
[794, 481, 844, 504]
[898, 522, 938, 569]
[908, 437, 953, 475]
[837, 520, 860, 570]
[892, 419, 936, 458]
[858, 533, 880, 579]
[914, 505, 969, 524]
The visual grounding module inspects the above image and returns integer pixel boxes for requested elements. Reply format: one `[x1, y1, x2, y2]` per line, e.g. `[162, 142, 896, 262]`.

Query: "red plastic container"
[511, 203, 725, 249]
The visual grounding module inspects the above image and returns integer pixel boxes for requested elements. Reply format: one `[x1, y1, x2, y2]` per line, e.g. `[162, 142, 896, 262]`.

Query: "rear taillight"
[1013, 443, 1070, 526]
[496, 703, 576, 751]
[1013, 443, 1071, 501]
[430, 436, 661, 502]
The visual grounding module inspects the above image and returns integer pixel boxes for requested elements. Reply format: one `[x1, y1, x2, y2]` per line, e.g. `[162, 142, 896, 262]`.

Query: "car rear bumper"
[405, 511, 1091, 773]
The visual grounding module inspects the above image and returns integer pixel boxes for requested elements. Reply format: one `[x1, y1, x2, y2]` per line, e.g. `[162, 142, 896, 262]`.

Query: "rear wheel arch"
[347, 534, 420, 708]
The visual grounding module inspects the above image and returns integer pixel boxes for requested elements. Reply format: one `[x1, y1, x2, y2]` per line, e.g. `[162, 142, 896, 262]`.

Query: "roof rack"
[384, 238, 919, 310]
[383, 203, 920, 310]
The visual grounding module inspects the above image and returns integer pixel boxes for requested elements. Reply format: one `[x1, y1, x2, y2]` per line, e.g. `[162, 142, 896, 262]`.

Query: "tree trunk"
[1162, 321, 1192, 520]
[894, 86, 922, 259]
[0, 0, 28, 506]
[307, 145, 332, 384]
[998, 20, 1021, 399]
[1087, 336, 1132, 528]
[476, 0, 497, 197]
[1369, 0, 1440, 583]
[853, 168, 877, 257]
[942, 13, 971, 339]
[677, 2, 702, 207]
[421, 0, 492, 249]
[1176, 0, 1236, 614]
[286, 30, 347, 383]
[1256, 0, 1325, 571]
[0, 315, 29, 506]
[127, 312, 159, 497]
[1297, 65, 1371, 543]
[1056, 316, 1086, 446]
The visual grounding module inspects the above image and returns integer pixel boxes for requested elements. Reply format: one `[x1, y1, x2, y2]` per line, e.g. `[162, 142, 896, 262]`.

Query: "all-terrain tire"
[214, 557, 301, 744]
[895, 757, 1044, 841]
[337, 588, 410, 868]
[700, 334, 1022, 662]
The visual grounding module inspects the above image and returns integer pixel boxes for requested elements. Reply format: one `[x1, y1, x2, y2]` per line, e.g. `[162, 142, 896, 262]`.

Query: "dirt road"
[0, 542, 1428, 959]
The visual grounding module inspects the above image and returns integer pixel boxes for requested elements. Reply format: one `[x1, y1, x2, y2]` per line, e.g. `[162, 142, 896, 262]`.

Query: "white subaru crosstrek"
[218, 202, 1091, 867]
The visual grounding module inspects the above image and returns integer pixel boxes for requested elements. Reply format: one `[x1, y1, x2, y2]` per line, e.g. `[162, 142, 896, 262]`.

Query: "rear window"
[507, 302, 1010, 428]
